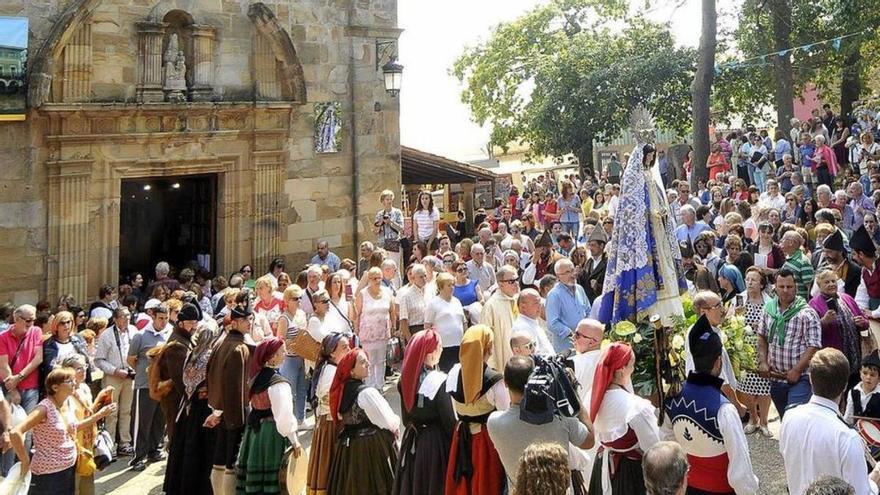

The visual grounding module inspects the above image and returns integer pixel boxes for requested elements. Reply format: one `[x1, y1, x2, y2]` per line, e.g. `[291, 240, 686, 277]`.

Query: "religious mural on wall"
[0, 17, 27, 121]
[314, 101, 342, 153]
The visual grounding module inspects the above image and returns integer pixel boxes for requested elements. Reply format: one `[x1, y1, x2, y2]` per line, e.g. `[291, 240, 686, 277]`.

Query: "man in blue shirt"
[310, 240, 341, 271]
[675, 205, 711, 243]
[545, 258, 590, 352]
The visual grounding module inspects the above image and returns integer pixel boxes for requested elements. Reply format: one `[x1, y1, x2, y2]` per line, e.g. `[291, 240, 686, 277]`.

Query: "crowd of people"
[4, 104, 880, 494]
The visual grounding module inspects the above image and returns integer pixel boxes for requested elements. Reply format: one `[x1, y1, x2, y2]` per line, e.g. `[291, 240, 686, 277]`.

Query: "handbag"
[384, 238, 401, 253]
[289, 329, 321, 362]
[93, 427, 114, 470]
[385, 336, 403, 366]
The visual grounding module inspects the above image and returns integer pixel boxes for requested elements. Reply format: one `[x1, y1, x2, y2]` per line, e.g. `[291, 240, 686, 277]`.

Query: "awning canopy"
[401, 146, 497, 185]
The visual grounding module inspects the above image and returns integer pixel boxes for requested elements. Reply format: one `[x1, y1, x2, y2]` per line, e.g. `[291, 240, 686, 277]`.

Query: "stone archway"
[248, 2, 307, 103]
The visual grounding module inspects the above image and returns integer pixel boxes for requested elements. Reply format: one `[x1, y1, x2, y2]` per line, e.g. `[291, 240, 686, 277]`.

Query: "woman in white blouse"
[307, 333, 351, 495]
[424, 273, 466, 373]
[328, 349, 401, 494]
[235, 337, 302, 494]
[413, 191, 440, 251]
[324, 272, 355, 334]
[588, 342, 660, 495]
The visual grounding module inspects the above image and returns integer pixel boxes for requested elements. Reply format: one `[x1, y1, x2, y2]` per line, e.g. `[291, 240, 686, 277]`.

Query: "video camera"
[519, 352, 581, 425]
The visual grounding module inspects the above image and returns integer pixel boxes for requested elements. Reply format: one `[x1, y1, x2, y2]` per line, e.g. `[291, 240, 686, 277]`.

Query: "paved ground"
[94, 381, 788, 494]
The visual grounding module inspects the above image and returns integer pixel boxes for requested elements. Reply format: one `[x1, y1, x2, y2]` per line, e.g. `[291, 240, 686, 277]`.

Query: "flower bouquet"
[608, 294, 756, 400]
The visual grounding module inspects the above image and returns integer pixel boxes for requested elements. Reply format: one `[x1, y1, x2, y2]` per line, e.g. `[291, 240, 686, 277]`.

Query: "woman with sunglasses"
[451, 260, 484, 310]
[41, 311, 91, 393]
[13, 368, 114, 494]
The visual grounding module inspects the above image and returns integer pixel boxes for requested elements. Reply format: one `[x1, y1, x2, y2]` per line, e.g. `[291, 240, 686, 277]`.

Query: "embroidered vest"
[862, 264, 880, 301]
[664, 374, 733, 494]
[852, 388, 880, 419]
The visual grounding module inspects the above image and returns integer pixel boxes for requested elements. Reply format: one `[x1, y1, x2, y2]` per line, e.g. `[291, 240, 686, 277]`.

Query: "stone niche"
[28, 2, 309, 304]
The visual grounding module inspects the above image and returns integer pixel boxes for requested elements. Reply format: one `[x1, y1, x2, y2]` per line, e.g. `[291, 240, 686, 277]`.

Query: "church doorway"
[119, 174, 217, 285]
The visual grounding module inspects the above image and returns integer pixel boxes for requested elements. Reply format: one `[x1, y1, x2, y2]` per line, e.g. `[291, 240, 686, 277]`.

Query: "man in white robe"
[481, 265, 520, 371]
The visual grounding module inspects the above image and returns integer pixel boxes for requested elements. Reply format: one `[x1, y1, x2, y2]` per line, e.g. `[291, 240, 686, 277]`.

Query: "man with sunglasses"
[510, 289, 554, 356]
[481, 265, 520, 371]
[0, 304, 43, 472]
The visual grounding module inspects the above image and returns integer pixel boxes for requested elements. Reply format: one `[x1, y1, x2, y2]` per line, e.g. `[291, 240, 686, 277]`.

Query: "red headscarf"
[400, 330, 440, 412]
[329, 349, 365, 425]
[249, 337, 284, 379]
[589, 342, 634, 422]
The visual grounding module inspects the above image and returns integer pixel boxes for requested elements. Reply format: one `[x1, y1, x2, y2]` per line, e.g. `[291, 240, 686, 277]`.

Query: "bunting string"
[714, 30, 868, 75]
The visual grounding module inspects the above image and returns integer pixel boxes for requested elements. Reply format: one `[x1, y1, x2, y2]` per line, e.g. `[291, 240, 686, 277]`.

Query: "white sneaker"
[743, 423, 758, 435]
[758, 425, 773, 438]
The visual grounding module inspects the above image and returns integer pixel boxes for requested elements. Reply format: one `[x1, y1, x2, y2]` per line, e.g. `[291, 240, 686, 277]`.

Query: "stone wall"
[0, 0, 401, 304]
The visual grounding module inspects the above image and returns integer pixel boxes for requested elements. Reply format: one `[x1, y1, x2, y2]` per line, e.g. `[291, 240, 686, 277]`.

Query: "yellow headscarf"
[459, 325, 494, 403]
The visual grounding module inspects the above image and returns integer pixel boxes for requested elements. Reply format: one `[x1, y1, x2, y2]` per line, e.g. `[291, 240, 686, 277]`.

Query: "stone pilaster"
[189, 24, 216, 101]
[62, 23, 91, 102]
[136, 22, 167, 103]
[47, 160, 93, 304]
[254, 34, 280, 100]
[253, 151, 283, 271]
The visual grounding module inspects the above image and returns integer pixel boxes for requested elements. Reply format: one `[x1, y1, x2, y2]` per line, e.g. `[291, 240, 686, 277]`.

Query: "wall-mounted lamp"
[376, 40, 404, 97]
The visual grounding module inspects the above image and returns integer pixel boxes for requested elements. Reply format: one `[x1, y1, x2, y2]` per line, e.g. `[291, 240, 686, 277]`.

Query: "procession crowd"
[5, 104, 880, 495]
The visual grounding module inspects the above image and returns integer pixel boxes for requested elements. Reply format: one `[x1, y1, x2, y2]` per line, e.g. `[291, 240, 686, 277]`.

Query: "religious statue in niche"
[314, 102, 342, 153]
[164, 34, 187, 103]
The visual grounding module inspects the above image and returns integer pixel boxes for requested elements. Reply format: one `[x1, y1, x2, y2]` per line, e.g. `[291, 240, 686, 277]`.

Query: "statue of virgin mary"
[597, 105, 687, 326]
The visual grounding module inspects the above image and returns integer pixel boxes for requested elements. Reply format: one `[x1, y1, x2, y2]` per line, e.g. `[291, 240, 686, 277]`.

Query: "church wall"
[0, 0, 401, 304]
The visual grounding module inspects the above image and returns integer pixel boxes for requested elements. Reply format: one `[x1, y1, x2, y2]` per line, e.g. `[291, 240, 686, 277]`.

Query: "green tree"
[715, 0, 879, 126]
[452, 0, 694, 176]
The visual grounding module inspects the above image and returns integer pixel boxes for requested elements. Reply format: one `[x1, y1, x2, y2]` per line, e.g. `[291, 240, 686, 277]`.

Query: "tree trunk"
[840, 42, 861, 118]
[769, 0, 794, 132]
[577, 139, 595, 180]
[690, 0, 716, 188]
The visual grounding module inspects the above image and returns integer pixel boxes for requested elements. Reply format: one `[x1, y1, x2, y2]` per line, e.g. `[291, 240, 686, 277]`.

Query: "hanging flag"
[777, 49, 789, 57]
[832, 38, 842, 50]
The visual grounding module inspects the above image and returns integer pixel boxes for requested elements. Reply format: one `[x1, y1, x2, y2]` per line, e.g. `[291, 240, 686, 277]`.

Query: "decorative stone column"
[47, 160, 93, 304]
[253, 151, 283, 270]
[189, 24, 216, 101]
[136, 22, 167, 103]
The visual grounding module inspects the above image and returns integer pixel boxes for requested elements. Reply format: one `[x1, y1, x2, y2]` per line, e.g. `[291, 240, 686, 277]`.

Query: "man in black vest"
[581, 226, 607, 303]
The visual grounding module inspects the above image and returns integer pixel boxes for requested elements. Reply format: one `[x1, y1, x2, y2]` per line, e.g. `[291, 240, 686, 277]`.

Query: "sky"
[0, 17, 27, 49]
[398, 0, 705, 162]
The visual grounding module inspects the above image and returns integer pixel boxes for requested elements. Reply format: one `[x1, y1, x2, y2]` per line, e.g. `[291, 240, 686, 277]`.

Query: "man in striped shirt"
[781, 230, 814, 300]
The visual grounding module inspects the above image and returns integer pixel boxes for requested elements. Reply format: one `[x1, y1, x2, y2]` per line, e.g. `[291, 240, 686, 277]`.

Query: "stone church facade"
[0, 0, 401, 304]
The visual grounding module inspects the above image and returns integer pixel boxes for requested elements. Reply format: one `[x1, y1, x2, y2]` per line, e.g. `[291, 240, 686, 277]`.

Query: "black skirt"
[393, 423, 450, 495]
[164, 396, 216, 495]
[328, 429, 397, 495]
[587, 453, 646, 495]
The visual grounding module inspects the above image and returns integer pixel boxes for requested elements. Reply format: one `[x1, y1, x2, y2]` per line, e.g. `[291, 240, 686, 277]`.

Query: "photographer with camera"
[487, 356, 594, 488]
[94, 306, 138, 457]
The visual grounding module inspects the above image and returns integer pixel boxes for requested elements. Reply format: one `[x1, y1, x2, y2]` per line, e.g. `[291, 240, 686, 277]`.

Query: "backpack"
[520, 354, 581, 425]
[147, 344, 173, 401]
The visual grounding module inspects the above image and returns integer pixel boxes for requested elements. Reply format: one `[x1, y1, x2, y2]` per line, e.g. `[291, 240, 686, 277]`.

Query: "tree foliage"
[452, 0, 695, 172]
[713, 0, 880, 125]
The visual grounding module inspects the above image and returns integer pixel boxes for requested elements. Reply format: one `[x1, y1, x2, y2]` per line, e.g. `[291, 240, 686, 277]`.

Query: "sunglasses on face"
[500, 279, 518, 284]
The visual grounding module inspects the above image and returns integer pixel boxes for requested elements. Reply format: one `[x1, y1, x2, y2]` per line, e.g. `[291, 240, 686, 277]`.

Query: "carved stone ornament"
[164, 34, 187, 102]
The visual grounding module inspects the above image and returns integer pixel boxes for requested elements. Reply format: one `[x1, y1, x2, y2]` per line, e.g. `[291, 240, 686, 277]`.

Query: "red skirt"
[444, 425, 504, 495]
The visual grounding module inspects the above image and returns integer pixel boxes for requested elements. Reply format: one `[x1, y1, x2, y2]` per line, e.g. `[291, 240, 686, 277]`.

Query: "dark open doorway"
[119, 175, 217, 284]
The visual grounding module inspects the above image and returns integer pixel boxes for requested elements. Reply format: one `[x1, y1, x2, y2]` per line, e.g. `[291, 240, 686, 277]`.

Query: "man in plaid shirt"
[757, 268, 822, 419]
[780, 230, 815, 300]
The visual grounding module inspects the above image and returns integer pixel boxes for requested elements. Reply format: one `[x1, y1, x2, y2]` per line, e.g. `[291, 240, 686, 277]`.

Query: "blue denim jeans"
[753, 165, 767, 193]
[769, 374, 812, 419]
[279, 355, 309, 422]
[562, 222, 579, 237]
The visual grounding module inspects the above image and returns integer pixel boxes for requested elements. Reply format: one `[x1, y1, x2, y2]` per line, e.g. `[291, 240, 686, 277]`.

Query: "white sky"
[398, 0, 706, 162]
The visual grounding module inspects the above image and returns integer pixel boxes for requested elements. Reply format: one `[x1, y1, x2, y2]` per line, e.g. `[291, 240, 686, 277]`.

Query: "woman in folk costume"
[394, 330, 456, 495]
[307, 333, 351, 495]
[236, 337, 302, 494]
[444, 324, 510, 495]
[598, 106, 687, 326]
[164, 320, 220, 495]
[588, 342, 660, 495]
[327, 348, 401, 495]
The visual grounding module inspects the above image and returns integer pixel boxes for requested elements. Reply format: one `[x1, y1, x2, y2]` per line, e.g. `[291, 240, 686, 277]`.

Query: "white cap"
[144, 298, 162, 310]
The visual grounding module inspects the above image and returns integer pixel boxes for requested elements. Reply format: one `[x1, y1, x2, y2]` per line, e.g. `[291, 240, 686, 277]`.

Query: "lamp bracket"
[375, 39, 398, 71]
